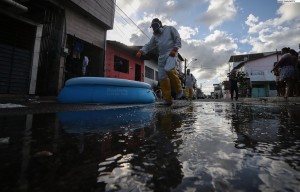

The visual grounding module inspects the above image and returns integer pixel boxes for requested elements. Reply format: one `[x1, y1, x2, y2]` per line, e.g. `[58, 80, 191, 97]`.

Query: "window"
[114, 56, 129, 73]
[250, 71, 264, 75]
[252, 84, 264, 88]
[145, 66, 154, 80]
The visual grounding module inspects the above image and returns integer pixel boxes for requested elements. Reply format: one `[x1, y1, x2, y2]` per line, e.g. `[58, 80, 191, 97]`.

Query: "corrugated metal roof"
[228, 51, 278, 63]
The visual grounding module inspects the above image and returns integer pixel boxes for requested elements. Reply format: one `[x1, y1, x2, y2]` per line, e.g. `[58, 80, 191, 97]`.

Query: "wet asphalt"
[1, 96, 300, 191]
[1, 96, 300, 116]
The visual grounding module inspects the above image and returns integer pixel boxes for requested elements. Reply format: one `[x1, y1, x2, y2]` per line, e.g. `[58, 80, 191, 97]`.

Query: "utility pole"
[184, 58, 197, 76]
[184, 58, 187, 78]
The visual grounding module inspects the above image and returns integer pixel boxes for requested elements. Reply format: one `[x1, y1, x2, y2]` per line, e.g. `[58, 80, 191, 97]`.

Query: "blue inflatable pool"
[57, 77, 156, 104]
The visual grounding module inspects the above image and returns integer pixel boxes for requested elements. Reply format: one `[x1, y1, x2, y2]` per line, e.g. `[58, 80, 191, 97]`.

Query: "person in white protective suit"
[136, 18, 183, 105]
[185, 69, 196, 100]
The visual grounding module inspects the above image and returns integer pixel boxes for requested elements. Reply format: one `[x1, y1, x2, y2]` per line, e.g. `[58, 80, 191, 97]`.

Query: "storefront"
[0, 0, 113, 96]
[64, 35, 104, 81]
[0, 13, 36, 94]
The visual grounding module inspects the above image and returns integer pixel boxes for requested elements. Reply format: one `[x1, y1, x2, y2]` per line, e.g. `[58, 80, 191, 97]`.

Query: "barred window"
[145, 66, 154, 80]
[114, 56, 129, 73]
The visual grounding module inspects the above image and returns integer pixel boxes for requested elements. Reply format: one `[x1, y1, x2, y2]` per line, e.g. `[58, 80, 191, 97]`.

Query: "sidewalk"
[244, 96, 300, 104]
[205, 96, 300, 104]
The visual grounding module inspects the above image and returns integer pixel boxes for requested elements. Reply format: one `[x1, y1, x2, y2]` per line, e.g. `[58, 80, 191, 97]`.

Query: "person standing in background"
[82, 56, 89, 76]
[229, 68, 238, 101]
[185, 69, 196, 100]
[289, 49, 299, 96]
[272, 47, 296, 99]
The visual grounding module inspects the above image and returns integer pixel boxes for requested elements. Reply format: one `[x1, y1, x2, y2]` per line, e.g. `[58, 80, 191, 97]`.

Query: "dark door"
[135, 64, 141, 81]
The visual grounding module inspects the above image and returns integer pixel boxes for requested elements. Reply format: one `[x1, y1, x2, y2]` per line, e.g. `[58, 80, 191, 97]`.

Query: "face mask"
[154, 28, 163, 34]
[151, 22, 161, 34]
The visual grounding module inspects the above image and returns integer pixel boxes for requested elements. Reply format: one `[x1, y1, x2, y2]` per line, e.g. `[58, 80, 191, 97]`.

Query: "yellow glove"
[136, 50, 143, 58]
[169, 47, 178, 57]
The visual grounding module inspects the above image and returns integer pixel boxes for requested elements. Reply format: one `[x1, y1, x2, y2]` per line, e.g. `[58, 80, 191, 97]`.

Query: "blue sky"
[107, 0, 300, 94]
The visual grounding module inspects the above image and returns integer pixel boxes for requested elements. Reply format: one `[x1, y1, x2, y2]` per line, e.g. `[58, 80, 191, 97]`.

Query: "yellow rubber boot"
[167, 69, 182, 94]
[160, 78, 172, 103]
[188, 88, 193, 98]
[185, 87, 189, 98]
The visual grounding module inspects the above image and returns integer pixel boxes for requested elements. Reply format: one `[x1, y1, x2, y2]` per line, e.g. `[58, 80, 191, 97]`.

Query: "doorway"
[64, 35, 104, 82]
[135, 64, 141, 81]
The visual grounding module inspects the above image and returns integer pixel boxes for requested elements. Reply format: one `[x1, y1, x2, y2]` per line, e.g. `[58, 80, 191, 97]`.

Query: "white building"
[229, 52, 279, 97]
[144, 60, 159, 88]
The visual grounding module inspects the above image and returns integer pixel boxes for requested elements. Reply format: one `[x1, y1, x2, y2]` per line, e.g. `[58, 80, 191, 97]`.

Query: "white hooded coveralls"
[141, 25, 181, 80]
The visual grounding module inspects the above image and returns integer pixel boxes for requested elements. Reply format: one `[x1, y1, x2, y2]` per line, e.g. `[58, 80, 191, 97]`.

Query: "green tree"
[236, 71, 249, 97]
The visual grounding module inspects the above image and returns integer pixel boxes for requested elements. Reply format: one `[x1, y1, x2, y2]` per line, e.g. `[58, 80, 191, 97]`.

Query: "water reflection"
[58, 106, 155, 133]
[0, 106, 158, 192]
[97, 108, 185, 191]
[1, 102, 300, 191]
[226, 103, 300, 191]
[175, 102, 300, 191]
[228, 104, 300, 151]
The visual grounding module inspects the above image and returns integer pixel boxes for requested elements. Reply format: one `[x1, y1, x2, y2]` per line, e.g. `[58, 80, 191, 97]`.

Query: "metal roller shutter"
[0, 14, 35, 94]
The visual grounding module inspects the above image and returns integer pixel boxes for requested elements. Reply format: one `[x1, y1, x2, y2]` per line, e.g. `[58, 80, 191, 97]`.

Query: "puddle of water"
[0, 102, 300, 191]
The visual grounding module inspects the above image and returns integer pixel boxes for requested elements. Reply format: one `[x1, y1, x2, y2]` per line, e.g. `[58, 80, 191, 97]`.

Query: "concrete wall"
[242, 54, 279, 97]
[70, 0, 115, 28]
[65, 7, 106, 49]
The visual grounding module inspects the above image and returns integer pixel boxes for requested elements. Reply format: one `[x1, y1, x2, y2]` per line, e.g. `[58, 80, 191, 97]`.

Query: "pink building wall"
[105, 43, 144, 81]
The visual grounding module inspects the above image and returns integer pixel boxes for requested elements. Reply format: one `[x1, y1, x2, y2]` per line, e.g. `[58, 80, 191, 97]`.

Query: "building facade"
[228, 52, 278, 98]
[242, 54, 277, 97]
[105, 41, 144, 81]
[144, 60, 159, 88]
[0, 0, 115, 96]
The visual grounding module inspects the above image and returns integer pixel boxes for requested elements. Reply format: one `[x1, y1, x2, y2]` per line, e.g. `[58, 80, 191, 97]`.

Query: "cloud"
[204, 30, 237, 52]
[115, 0, 208, 23]
[243, 3, 300, 52]
[178, 26, 199, 40]
[166, 1, 175, 6]
[241, 26, 300, 53]
[198, 0, 237, 30]
[115, 0, 141, 18]
[179, 30, 237, 83]
[107, 0, 300, 94]
[277, 3, 300, 23]
[245, 14, 259, 33]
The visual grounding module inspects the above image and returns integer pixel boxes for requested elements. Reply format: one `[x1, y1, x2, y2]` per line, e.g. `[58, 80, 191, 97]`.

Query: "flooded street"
[1, 101, 300, 192]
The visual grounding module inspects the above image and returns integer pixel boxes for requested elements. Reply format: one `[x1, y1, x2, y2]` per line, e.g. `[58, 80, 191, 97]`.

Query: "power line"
[87, 0, 150, 42]
[112, 9, 142, 41]
[114, 22, 129, 40]
[90, 0, 144, 41]
[111, 0, 150, 40]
